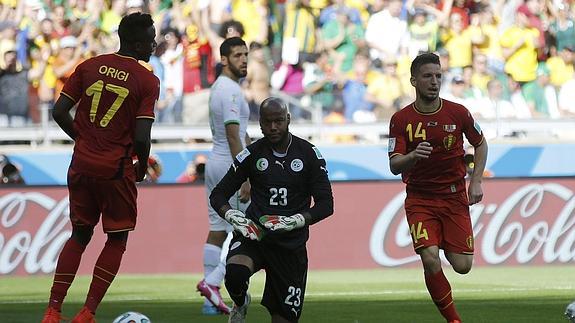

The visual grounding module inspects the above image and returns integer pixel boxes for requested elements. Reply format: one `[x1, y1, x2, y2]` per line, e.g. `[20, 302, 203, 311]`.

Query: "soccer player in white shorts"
[196, 37, 252, 315]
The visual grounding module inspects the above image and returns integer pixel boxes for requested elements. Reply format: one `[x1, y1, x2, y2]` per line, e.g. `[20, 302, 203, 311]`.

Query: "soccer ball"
[565, 301, 575, 322]
[113, 311, 151, 323]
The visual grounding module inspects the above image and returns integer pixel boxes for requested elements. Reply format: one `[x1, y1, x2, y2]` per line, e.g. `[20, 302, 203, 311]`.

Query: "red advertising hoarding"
[1, 178, 574, 276]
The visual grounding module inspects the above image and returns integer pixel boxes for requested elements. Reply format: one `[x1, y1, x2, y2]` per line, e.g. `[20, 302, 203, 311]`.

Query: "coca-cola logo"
[0, 192, 71, 274]
[370, 183, 575, 266]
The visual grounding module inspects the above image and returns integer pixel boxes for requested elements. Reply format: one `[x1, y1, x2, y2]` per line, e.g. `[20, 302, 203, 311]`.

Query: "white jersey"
[208, 75, 250, 160]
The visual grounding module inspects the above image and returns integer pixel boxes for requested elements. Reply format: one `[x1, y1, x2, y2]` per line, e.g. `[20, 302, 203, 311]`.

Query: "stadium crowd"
[0, 0, 574, 128]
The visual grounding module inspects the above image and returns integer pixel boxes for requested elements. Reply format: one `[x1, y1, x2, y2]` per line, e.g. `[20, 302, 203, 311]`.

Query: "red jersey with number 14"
[61, 53, 159, 179]
[388, 99, 484, 197]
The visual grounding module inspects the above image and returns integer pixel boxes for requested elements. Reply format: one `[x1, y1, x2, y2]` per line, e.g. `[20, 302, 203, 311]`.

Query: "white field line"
[1, 286, 573, 304]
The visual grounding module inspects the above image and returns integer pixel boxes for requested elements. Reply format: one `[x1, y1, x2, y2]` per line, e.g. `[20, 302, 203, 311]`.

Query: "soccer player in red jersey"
[388, 53, 488, 323]
[42, 12, 159, 323]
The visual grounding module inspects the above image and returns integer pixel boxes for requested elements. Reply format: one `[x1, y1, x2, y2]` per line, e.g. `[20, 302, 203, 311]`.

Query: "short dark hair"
[410, 52, 440, 77]
[218, 20, 245, 38]
[118, 12, 154, 44]
[220, 37, 247, 58]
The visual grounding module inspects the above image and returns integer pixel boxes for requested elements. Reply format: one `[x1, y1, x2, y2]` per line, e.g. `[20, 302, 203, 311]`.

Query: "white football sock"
[205, 260, 226, 287]
[203, 244, 222, 306]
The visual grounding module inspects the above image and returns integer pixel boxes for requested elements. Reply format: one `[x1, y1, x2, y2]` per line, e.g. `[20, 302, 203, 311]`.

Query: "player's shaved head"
[259, 97, 290, 146]
[259, 97, 288, 117]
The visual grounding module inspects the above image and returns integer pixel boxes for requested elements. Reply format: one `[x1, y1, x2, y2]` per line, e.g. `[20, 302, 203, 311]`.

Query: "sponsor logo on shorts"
[256, 158, 268, 171]
[291, 159, 303, 172]
[427, 121, 438, 127]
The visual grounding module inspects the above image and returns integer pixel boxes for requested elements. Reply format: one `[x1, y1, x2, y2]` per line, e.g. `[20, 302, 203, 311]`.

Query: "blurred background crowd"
[1, 0, 574, 129]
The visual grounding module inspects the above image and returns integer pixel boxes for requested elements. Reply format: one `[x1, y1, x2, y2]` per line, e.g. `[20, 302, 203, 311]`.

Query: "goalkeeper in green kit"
[210, 97, 334, 323]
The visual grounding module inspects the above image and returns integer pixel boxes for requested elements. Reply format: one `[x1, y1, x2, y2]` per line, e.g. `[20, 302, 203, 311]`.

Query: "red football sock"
[48, 238, 87, 311]
[424, 270, 461, 321]
[84, 238, 126, 313]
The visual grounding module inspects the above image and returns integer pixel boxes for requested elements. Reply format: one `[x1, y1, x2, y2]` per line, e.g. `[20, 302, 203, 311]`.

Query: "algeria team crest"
[291, 159, 303, 172]
[256, 158, 268, 171]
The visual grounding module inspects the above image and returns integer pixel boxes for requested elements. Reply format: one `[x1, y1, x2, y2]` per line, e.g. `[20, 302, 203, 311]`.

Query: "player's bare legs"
[419, 246, 461, 323]
[445, 252, 473, 274]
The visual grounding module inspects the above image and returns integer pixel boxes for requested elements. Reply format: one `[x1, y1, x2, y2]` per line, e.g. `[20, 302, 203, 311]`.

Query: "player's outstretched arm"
[52, 95, 77, 140]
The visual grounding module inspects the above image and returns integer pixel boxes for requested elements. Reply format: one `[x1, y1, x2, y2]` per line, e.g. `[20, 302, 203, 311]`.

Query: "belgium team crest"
[443, 134, 456, 150]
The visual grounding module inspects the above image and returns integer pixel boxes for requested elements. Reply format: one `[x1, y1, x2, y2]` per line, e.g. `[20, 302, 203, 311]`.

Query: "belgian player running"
[388, 52, 488, 323]
[42, 13, 159, 323]
[210, 97, 334, 323]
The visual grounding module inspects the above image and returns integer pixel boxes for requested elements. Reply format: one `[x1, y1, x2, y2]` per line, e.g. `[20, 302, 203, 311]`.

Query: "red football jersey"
[388, 99, 484, 197]
[61, 53, 159, 178]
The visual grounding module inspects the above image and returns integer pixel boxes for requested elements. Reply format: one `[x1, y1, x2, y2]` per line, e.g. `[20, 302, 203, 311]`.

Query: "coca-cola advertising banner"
[1, 178, 574, 276]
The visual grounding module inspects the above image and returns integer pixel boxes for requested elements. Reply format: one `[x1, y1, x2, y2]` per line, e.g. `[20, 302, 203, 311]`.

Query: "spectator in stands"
[321, 6, 365, 73]
[176, 153, 207, 184]
[0, 154, 25, 184]
[440, 12, 482, 73]
[271, 57, 306, 120]
[506, 74, 533, 119]
[160, 28, 184, 124]
[500, 5, 540, 84]
[319, 0, 362, 26]
[366, 56, 406, 119]
[283, 0, 318, 63]
[521, 0, 547, 60]
[142, 154, 163, 184]
[126, 0, 144, 15]
[546, 45, 574, 88]
[52, 36, 84, 99]
[468, 3, 504, 74]
[231, 0, 268, 45]
[442, 74, 468, 105]
[469, 78, 515, 120]
[341, 50, 374, 122]
[302, 50, 336, 116]
[180, 13, 214, 126]
[0, 41, 29, 126]
[149, 41, 168, 124]
[548, 2, 575, 53]
[522, 63, 560, 118]
[100, 0, 126, 34]
[470, 54, 493, 96]
[365, 0, 408, 62]
[245, 42, 271, 121]
[406, 8, 438, 59]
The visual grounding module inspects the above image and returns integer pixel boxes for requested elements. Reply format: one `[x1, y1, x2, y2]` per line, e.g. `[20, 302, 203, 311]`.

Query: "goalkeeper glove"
[225, 209, 263, 240]
[259, 214, 306, 232]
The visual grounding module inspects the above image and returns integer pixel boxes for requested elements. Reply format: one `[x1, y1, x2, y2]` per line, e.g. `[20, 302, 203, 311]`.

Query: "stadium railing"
[1, 119, 574, 147]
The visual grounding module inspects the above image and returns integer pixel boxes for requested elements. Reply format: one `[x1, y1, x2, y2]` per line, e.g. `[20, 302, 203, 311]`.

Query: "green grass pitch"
[1, 266, 573, 322]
